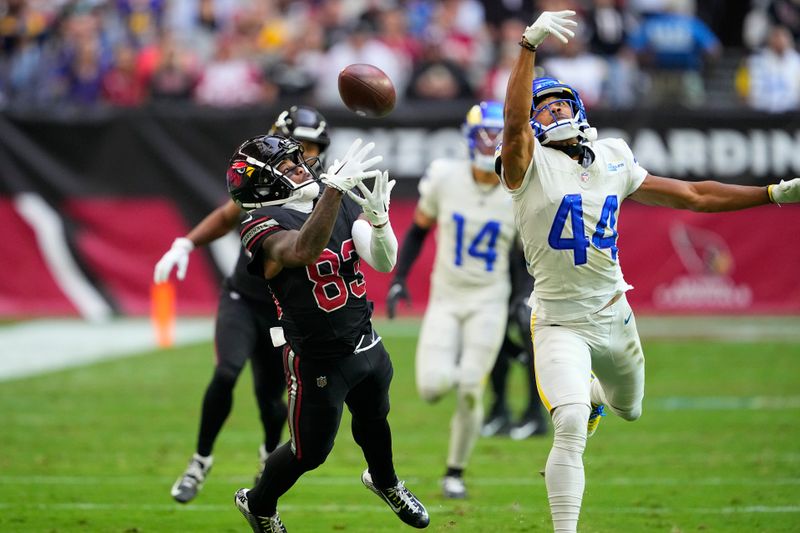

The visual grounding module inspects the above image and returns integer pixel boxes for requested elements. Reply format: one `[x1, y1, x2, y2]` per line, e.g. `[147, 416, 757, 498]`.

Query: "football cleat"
[234, 488, 288, 533]
[170, 453, 212, 503]
[481, 408, 512, 437]
[361, 469, 430, 528]
[587, 403, 606, 437]
[441, 475, 467, 499]
[255, 444, 269, 484]
[509, 416, 548, 440]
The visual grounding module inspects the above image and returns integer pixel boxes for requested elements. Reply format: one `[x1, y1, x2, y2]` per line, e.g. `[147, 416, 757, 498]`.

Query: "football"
[338, 63, 396, 118]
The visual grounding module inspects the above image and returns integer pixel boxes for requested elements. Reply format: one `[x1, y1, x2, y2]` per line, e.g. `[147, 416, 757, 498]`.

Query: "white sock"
[545, 404, 589, 533]
[446, 387, 483, 469]
[590, 378, 609, 407]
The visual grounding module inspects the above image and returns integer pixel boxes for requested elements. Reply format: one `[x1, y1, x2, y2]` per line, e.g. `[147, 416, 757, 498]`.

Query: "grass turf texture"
[1, 320, 799, 532]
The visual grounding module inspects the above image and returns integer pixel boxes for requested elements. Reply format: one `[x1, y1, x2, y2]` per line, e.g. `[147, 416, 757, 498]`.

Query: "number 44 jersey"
[502, 137, 648, 320]
[417, 158, 518, 304]
[240, 196, 372, 359]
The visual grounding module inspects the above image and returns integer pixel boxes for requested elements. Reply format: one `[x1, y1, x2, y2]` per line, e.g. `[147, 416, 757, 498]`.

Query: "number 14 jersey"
[417, 158, 517, 303]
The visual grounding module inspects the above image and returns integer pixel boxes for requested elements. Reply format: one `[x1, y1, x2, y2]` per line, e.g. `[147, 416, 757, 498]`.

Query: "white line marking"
[0, 475, 797, 487]
[0, 502, 796, 514]
[651, 396, 800, 410]
[0, 318, 213, 381]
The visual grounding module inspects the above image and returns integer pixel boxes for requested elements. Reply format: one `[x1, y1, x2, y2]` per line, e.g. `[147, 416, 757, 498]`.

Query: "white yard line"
[0, 501, 796, 515]
[0, 475, 797, 487]
[0, 317, 213, 382]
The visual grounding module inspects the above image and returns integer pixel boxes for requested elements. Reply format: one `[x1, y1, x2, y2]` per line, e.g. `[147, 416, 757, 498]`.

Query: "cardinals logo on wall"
[653, 224, 752, 309]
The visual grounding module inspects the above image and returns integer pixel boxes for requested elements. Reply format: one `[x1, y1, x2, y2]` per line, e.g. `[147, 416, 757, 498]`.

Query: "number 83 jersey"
[504, 137, 647, 318]
[417, 158, 517, 303]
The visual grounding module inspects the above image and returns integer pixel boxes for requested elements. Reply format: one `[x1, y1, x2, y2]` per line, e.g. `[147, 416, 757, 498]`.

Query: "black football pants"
[247, 335, 397, 516]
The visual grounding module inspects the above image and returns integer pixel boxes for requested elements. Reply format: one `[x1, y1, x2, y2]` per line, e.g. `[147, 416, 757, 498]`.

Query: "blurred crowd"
[1, 0, 798, 113]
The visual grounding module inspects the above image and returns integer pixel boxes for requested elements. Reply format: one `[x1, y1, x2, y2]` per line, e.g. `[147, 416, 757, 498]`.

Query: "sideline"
[0, 315, 797, 382]
[0, 317, 213, 382]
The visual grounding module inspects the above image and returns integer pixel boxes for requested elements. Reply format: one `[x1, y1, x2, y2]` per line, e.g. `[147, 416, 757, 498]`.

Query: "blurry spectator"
[149, 37, 198, 101]
[585, 0, 640, 108]
[628, 0, 721, 107]
[377, 7, 423, 72]
[263, 23, 325, 100]
[165, 0, 233, 63]
[0, 0, 52, 54]
[428, 0, 491, 81]
[586, 0, 631, 56]
[736, 25, 800, 113]
[542, 33, 608, 108]
[101, 42, 147, 106]
[405, 32, 474, 100]
[768, 0, 800, 42]
[477, 0, 534, 33]
[49, 9, 115, 107]
[628, 0, 670, 16]
[479, 18, 527, 101]
[743, 0, 772, 50]
[193, 35, 274, 107]
[314, 17, 406, 107]
[117, 0, 165, 46]
[57, 37, 108, 106]
[3, 34, 48, 107]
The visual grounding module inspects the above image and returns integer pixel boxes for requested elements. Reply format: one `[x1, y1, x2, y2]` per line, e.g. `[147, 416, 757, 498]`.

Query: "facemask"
[283, 181, 320, 213]
[473, 153, 497, 172]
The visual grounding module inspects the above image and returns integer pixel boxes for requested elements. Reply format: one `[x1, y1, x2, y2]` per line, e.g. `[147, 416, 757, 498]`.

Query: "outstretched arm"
[153, 199, 242, 283]
[629, 174, 800, 212]
[501, 10, 576, 189]
[349, 171, 399, 272]
[257, 138, 383, 277]
[185, 200, 242, 246]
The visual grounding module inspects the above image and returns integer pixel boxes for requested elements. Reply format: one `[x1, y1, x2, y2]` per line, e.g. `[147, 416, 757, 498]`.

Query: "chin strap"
[553, 141, 595, 169]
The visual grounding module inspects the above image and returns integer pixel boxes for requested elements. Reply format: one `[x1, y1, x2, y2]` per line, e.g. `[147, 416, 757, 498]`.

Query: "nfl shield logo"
[580, 171, 590, 183]
[316, 376, 328, 388]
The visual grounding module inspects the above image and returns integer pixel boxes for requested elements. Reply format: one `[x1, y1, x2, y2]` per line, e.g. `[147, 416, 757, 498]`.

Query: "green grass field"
[2, 321, 799, 532]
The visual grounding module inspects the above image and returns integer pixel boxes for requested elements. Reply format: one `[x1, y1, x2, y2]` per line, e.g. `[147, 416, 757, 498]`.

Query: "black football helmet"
[226, 135, 319, 210]
[269, 105, 331, 153]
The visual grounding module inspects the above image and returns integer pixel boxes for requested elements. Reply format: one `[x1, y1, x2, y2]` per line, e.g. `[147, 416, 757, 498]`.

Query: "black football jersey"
[240, 196, 372, 358]
[227, 247, 277, 306]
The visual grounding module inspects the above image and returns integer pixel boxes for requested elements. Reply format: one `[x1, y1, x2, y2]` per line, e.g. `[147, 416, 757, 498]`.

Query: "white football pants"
[533, 293, 645, 533]
[416, 297, 507, 469]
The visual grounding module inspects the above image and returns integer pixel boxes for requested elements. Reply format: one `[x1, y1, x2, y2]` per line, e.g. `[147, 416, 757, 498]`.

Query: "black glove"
[386, 278, 410, 319]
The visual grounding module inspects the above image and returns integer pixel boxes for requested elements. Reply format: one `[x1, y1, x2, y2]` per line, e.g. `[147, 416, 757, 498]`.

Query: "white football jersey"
[501, 137, 647, 321]
[418, 158, 517, 302]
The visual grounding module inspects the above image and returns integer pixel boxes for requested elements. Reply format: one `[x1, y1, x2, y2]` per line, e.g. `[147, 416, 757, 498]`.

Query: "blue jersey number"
[452, 213, 501, 271]
[547, 194, 619, 265]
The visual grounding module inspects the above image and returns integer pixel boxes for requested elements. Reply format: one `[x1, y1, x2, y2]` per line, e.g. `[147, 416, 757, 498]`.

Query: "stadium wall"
[1, 103, 798, 319]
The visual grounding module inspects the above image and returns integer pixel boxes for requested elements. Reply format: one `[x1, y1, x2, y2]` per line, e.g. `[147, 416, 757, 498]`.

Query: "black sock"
[445, 467, 464, 478]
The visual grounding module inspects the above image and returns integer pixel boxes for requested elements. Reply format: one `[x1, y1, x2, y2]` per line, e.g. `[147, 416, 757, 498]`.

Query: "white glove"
[153, 237, 194, 283]
[770, 178, 800, 204]
[523, 10, 577, 48]
[321, 138, 383, 193]
[347, 170, 396, 226]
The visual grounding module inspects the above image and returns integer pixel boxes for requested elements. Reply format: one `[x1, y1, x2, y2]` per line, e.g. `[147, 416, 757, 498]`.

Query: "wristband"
[519, 39, 538, 52]
[767, 184, 776, 204]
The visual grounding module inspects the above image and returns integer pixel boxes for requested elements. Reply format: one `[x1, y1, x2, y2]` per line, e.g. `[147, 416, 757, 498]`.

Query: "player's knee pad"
[551, 403, 590, 454]
[456, 382, 483, 411]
